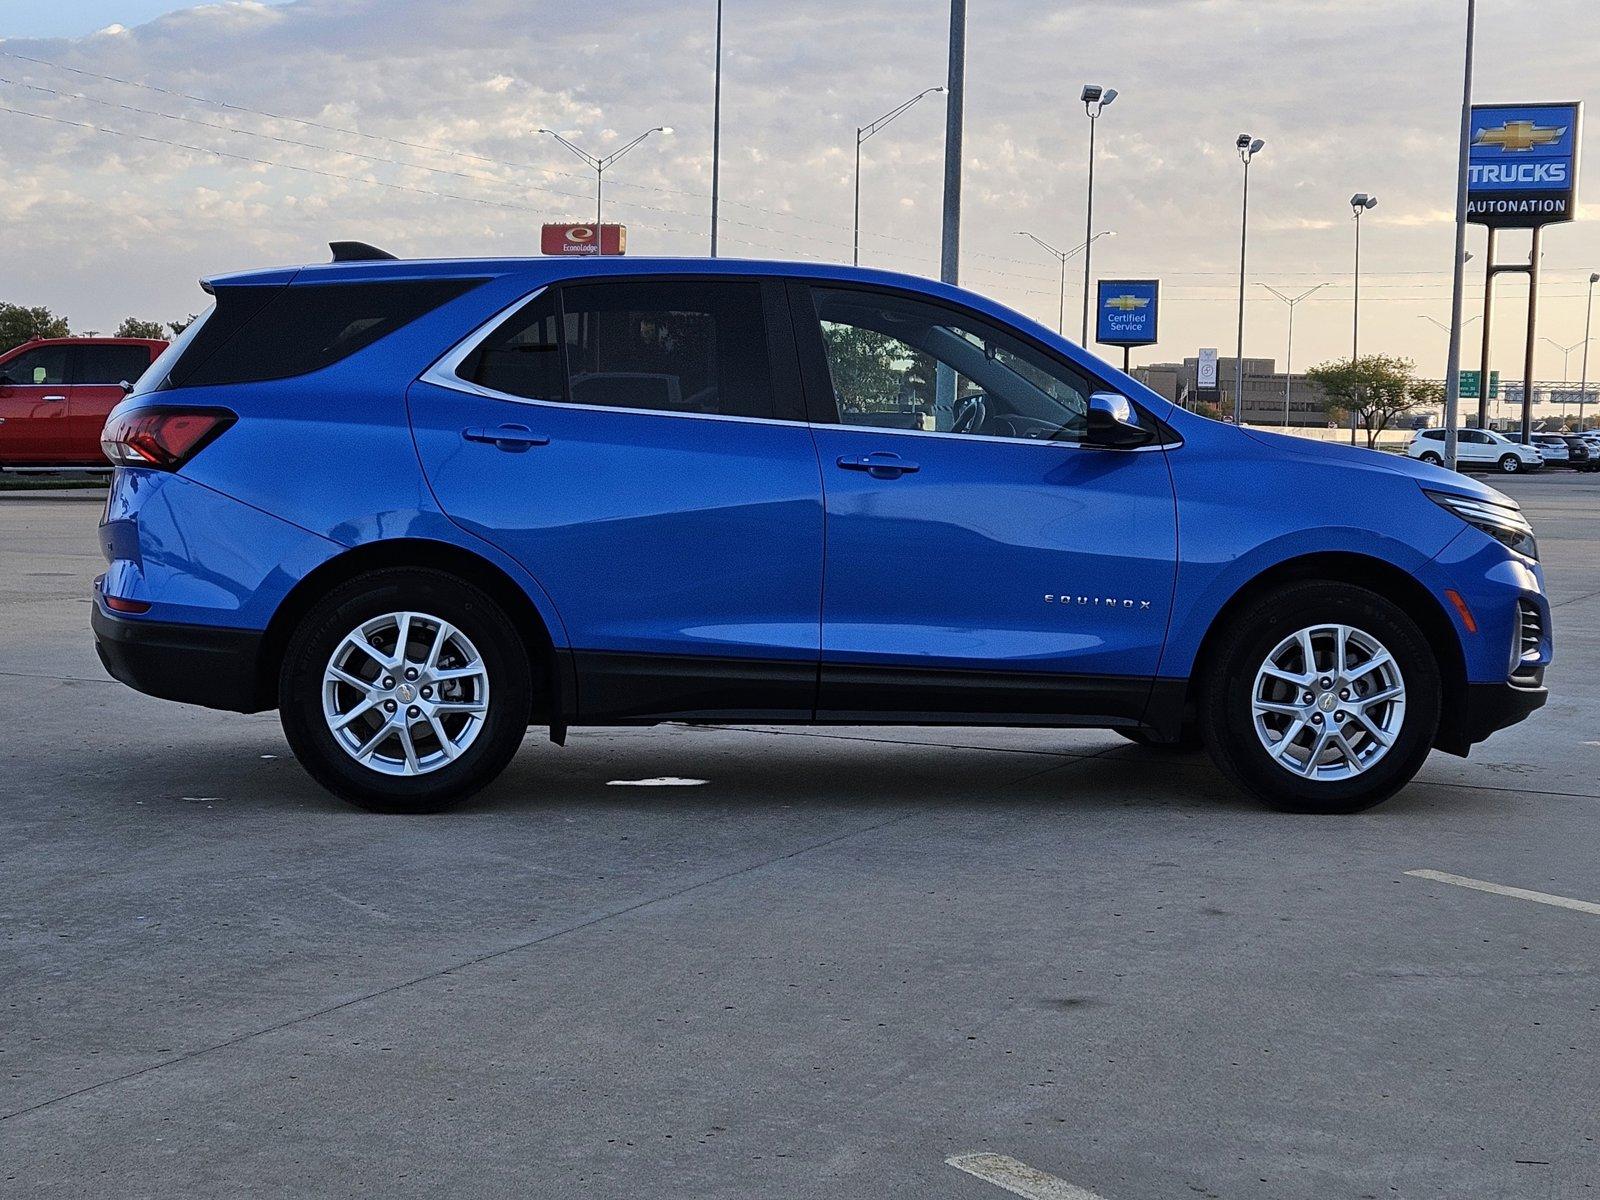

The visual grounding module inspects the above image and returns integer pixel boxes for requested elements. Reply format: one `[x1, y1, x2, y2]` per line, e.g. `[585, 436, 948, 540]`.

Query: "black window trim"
[421, 274, 808, 427]
[785, 278, 1180, 452]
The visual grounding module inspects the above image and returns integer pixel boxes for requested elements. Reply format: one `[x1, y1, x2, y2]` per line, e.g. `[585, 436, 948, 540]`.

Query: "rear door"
[791, 282, 1178, 723]
[409, 276, 826, 721]
[0, 344, 71, 464]
[67, 344, 159, 463]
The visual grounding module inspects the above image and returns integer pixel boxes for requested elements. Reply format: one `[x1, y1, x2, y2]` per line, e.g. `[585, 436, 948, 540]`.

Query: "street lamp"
[1080, 83, 1118, 343]
[1541, 336, 1588, 382]
[1233, 133, 1265, 424]
[1017, 230, 1115, 334]
[853, 86, 946, 266]
[537, 125, 673, 232]
[1349, 192, 1378, 444]
[1581, 272, 1599, 430]
[1261, 283, 1326, 428]
[1421, 313, 1481, 428]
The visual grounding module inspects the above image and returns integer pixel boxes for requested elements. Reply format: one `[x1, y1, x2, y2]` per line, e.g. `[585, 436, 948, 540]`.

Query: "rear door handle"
[463, 424, 550, 450]
[836, 452, 920, 478]
[42, 395, 67, 403]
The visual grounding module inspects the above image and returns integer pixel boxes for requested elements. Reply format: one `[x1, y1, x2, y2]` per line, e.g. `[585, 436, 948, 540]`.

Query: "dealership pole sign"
[1095, 280, 1159, 371]
[1467, 102, 1581, 444]
[1467, 103, 1581, 228]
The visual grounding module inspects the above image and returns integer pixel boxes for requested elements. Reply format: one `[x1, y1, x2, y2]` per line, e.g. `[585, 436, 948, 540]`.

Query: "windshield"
[131, 305, 215, 396]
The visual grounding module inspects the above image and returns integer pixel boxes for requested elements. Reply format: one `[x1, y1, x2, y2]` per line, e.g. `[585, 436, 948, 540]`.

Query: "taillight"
[101, 407, 235, 470]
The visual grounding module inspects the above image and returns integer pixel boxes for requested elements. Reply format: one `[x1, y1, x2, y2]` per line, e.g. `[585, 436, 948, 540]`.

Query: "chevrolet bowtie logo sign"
[1104, 294, 1149, 312]
[1474, 119, 1567, 152]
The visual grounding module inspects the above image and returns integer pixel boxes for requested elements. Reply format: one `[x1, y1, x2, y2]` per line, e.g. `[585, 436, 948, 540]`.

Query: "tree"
[116, 317, 168, 340]
[168, 314, 199, 336]
[1307, 355, 1442, 448]
[0, 303, 70, 354]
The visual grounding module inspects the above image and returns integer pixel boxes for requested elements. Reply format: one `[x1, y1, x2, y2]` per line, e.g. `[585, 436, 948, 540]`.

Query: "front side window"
[2, 345, 68, 386]
[811, 287, 1095, 442]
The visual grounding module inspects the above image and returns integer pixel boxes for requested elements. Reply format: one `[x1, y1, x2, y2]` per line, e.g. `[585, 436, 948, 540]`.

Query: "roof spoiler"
[329, 241, 398, 263]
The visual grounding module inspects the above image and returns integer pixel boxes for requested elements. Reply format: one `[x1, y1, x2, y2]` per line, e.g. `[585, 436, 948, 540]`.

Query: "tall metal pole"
[1580, 272, 1597, 429]
[1059, 256, 1067, 335]
[1442, 0, 1475, 471]
[853, 134, 863, 266]
[1521, 225, 1541, 444]
[1234, 154, 1252, 424]
[596, 165, 603, 231]
[710, 0, 723, 256]
[940, 0, 966, 287]
[1476, 228, 1496, 428]
[1285, 301, 1296, 428]
[1351, 208, 1362, 445]
[1082, 113, 1097, 344]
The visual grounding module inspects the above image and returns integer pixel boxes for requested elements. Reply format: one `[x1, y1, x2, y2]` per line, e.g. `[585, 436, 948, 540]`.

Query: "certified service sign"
[1468, 102, 1582, 227]
[1095, 279, 1160, 347]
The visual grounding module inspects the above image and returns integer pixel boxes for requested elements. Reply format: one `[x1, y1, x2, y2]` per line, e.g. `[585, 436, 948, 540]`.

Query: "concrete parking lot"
[3, 473, 1597, 1199]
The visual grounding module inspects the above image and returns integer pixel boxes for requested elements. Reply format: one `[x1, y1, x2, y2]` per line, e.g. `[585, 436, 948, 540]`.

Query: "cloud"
[0, 0, 1596, 373]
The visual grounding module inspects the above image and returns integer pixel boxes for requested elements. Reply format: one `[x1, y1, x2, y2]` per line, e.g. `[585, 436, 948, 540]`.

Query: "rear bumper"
[92, 600, 270, 713]
[1437, 675, 1548, 755]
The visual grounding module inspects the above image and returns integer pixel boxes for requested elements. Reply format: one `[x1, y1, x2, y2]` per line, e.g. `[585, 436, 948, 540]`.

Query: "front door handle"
[463, 424, 550, 451]
[837, 452, 920, 479]
[42, 394, 67, 403]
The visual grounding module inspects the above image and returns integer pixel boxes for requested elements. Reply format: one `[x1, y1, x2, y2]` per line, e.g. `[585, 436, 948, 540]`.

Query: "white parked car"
[1408, 428, 1544, 474]
[1532, 434, 1572, 466]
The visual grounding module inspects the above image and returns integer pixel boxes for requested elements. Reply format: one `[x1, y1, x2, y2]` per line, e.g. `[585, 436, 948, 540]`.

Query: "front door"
[409, 277, 825, 721]
[0, 343, 71, 464]
[793, 283, 1178, 723]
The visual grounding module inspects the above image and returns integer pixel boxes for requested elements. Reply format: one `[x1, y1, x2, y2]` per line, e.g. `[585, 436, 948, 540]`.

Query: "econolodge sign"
[541, 223, 627, 255]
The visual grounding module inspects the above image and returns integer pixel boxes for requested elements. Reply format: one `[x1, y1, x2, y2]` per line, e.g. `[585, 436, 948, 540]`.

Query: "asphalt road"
[3, 472, 1597, 1200]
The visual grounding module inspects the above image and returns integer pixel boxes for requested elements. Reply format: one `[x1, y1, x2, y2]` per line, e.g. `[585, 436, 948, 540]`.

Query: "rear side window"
[70, 344, 155, 385]
[165, 278, 482, 389]
[463, 279, 801, 421]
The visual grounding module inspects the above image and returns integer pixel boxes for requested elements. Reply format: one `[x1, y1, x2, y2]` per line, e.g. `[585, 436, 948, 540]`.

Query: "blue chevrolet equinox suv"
[93, 246, 1551, 813]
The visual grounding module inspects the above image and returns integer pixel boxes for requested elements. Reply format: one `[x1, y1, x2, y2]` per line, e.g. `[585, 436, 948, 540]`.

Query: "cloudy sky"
[1, 0, 1596, 380]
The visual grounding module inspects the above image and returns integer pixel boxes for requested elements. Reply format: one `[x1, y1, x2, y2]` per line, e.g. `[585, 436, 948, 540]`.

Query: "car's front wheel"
[1498, 453, 1523, 474]
[1201, 582, 1440, 813]
[279, 568, 532, 812]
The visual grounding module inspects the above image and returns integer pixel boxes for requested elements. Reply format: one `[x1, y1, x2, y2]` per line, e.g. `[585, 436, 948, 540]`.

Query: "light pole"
[1441, 0, 1476, 470]
[1261, 283, 1326, 428]
[1080, 83, 1117, 343]
[1541, 336, 1587, 382]
[1581, 271, 1598, 430]
[1349, 192, 1377, 445]
[538, 126, 673, 232]
[853, 86, 946, 266]
[1016, 230, 1115, 334]
[1233, 133, 1264, 425]
[710, 0, 723, 256]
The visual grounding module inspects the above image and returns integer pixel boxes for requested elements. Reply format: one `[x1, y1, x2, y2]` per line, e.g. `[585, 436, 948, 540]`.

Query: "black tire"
[1498, 454, 1522, 474]
[278, 568, 532, 812]
[1117, 725, 1204, 752]
[1419, 451, 1443, 466]
[1200, 582, 1440, 814]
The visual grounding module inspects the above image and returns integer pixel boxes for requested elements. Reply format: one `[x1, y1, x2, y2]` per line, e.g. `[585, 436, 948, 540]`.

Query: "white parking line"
[945, 1153, 1110, 1200]
[605, 777, 708, 787]
[1406, 869, 1600, 916]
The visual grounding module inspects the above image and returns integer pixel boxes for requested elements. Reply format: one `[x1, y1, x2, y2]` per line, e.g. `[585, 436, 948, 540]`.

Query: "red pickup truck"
[0, 337, 168, 466]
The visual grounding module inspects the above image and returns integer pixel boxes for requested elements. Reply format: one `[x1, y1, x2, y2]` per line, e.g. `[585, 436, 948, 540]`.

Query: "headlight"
[1426, 490, 1538, 560]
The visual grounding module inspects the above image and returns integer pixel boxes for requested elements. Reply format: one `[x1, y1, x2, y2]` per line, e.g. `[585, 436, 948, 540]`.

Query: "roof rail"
[328, 241, 398, 263]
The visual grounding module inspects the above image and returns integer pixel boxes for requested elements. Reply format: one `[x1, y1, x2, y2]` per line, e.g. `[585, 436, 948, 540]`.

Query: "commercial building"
[1131, 357, 1334, 427]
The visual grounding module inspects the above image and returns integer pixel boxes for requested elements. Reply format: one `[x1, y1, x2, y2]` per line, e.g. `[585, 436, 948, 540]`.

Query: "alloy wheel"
[1250, 623, 1406, 781]
[321, 611, 490, 776]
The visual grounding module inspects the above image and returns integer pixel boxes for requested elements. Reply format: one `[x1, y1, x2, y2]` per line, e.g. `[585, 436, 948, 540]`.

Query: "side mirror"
[119, 380, 135, 395]
[1085, 391, 1155, 449]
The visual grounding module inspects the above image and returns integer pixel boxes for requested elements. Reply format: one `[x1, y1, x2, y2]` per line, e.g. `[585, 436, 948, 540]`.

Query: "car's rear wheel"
[279, 568, 532, 812]
[1419, 451, 1443, 466]
[1498, 453, 1522, 474]
[1201, 582, 1440, 813]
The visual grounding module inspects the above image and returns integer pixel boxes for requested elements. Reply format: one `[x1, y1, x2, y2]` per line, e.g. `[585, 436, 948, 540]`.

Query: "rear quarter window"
[165, 278, 483, 389]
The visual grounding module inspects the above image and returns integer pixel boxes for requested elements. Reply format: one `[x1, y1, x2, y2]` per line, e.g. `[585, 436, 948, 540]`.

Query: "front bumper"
[92, 597, 270, 713]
